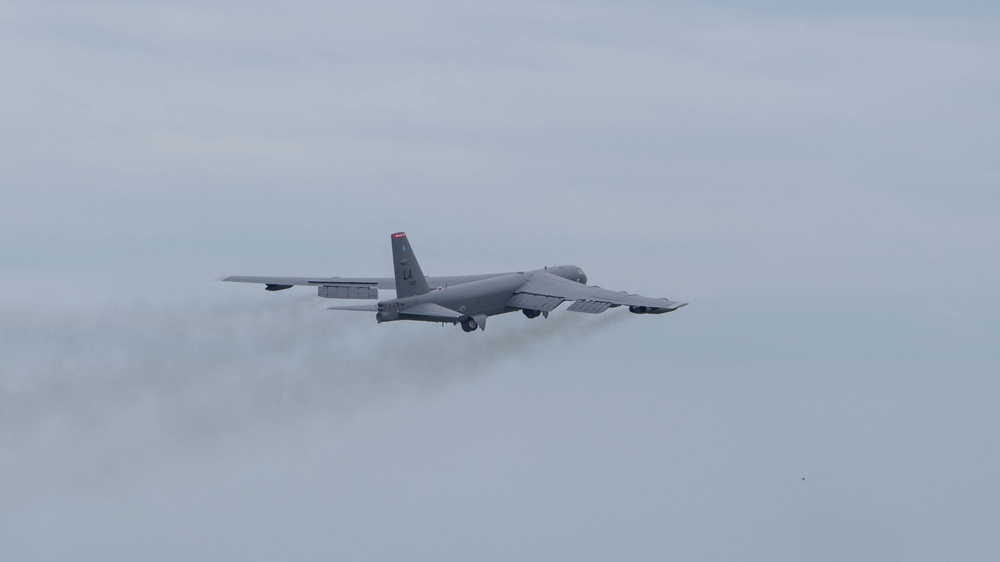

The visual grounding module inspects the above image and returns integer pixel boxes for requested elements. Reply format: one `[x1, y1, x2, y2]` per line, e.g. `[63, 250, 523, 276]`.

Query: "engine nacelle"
[375, 302, 399, 323]
[629, 305, 675, 315]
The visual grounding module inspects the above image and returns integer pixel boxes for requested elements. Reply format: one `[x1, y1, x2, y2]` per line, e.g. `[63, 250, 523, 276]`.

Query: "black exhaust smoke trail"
[0, 296, 626, 496]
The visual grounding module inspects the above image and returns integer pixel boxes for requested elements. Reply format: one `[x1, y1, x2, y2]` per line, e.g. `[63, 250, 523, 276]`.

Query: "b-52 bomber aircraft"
[219, 232, 686, 333]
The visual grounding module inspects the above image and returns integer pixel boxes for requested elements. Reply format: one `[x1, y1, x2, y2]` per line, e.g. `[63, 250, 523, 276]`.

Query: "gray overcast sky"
[2, 1, 999, 560]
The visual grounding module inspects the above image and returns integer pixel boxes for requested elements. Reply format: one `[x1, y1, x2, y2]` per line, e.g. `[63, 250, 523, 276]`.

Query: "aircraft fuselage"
[376, 265, 584, 324]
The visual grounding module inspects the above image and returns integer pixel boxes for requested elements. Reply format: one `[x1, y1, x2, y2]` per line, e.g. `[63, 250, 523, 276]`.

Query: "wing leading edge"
[218, 275, 394, 289]
[218, 273, 513, 293]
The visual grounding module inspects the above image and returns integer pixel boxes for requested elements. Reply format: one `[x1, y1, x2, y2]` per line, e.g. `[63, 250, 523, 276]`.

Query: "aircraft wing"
[218, 275, 394, 290]
[217, 273, 511, 292]
[510, 272, 687, 314]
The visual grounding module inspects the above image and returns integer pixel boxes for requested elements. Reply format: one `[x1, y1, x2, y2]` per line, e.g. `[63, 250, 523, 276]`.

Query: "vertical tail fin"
[390, 232, 430, 297]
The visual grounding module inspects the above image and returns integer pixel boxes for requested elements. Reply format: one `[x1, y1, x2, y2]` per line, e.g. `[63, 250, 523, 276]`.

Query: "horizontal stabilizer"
[327, 304, 379, 312]
[399, 302, 463, 321]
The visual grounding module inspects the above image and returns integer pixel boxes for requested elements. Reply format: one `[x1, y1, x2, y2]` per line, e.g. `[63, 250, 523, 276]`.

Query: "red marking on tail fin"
[392, 232, 406, 239]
